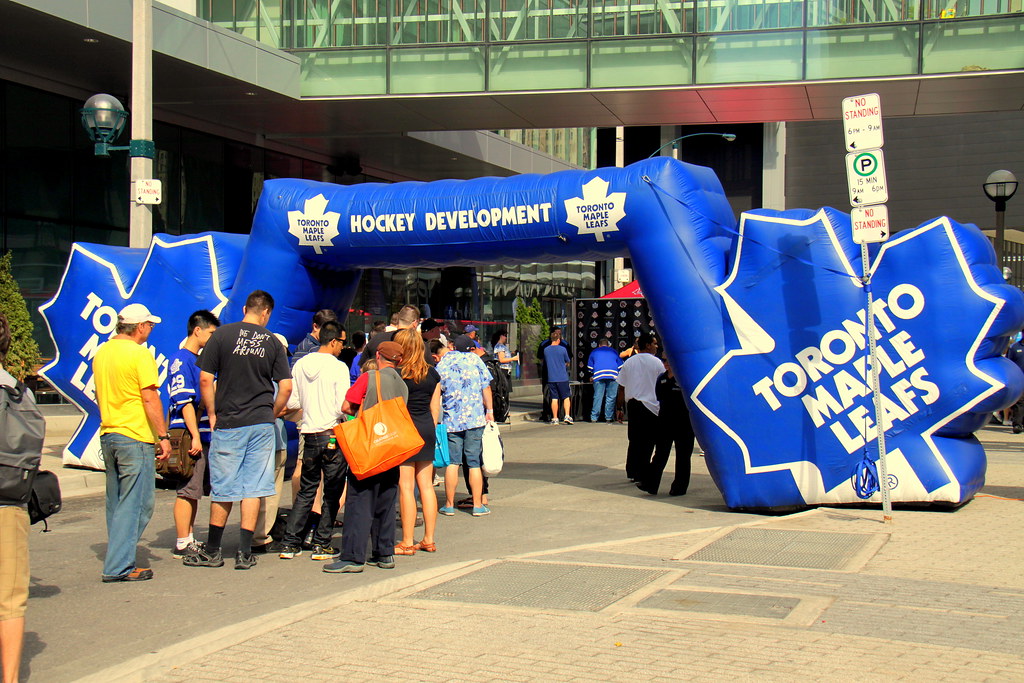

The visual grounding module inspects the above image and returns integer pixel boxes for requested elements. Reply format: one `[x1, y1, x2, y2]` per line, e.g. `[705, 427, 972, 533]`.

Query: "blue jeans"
[591, 378, 618, 422]
[447, 427, 484, 468]
[101, 433, 156, 579]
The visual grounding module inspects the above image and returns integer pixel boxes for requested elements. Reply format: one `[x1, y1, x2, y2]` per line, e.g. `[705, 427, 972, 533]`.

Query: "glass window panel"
[806, 25, 919, 79]
[296, 0, 388, 47]
[153, 122, 181, 236]
[180, 131, 226, 233]
[591, 0, 693, 36]
[922, 17, 1024, 74]
[299, 51, 388, 96]
[392, 0, 484, 44]
[808, 0, 918, 26]
[592, 37, 692, 87]
[695, 32, 803, 83]
[922, 0, 1013, 19]
[489, 0, 588, 40]
[696, 0, 804, 32]
[73, 123, 130, 231]
[266, 150, 303, 180]
[392, 46, 486, 93]
[488, 42, 587, 90]
[7, 220, 73, 358]
[5, 84, 72, 221]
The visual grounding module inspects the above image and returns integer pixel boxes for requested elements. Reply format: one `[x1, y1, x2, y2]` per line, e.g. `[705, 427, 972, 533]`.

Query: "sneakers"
[278, 545, 302, 559]
[183, 546, 224, 568]
[235, 551, 257, 570]
[562, 417, 574, 425]
[549, 419, 559, 425]
[310, 544, 341, 561]
[471, 505, 491, 516]
[438, 505, 456, 516]
[102, 567, 153, 583]
[172, 540, 204, 559]
[368, 555, 396, 569]
[323, 560, 364, 573]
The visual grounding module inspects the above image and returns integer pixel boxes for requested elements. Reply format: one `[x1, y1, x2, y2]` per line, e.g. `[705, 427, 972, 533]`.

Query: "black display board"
[571, 297, 654, 381]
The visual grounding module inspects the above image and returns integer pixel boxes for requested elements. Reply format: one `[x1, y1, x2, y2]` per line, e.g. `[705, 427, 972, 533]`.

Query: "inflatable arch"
[39, 157, 1024, 510]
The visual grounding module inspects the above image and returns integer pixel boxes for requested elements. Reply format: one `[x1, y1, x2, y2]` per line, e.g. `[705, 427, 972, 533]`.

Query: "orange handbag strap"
[358, 369, 385, 417]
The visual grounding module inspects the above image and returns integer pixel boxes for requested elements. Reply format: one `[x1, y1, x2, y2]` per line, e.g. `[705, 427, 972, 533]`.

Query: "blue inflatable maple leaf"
[689, 208, 1024, 508]
[38, 233, 247, 468]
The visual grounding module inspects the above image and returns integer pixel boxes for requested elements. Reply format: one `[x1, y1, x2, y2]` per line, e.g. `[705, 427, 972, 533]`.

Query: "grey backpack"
[0, 380, 46, 506]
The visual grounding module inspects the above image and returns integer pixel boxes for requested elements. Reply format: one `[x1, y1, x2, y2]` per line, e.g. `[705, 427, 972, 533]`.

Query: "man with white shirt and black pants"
[279, 320, 350, 560]
[615, 332, 662, 483]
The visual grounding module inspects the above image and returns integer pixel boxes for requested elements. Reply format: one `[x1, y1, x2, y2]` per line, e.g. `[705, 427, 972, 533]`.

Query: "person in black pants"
[615, 333, 663, 482]
[639, 361, 695, 496]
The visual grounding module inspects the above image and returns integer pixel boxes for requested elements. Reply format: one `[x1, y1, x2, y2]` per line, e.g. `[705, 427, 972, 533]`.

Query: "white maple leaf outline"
[564, 177, 627, 243]
[288, 194, 340, 255]
[689, 210, 1007, 502]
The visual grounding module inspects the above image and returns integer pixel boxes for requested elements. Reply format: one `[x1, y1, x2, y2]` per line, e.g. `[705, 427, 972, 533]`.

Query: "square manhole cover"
[638, 590, 800, 619]
[680, 528, 876, 570]
[410, 561, 666, 612]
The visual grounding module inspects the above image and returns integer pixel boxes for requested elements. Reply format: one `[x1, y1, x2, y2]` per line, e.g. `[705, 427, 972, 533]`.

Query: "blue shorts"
[549, 381, 571, 400]
[208, 423, 276, 502]
[447, 427, 484, 468]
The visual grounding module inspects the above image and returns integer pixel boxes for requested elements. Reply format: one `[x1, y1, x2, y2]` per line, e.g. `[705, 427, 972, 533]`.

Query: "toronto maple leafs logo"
[564, 177, 626, 242]
[37, 234, 241, 469]
[288, 194, 340, 254]
[687, 208, 1021, 506]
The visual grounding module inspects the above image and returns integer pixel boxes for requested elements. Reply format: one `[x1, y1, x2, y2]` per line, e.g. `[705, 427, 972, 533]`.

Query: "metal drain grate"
[638, 590, 800, 619]
[680, 528, 874, 570]
[410, 561, 666, 612]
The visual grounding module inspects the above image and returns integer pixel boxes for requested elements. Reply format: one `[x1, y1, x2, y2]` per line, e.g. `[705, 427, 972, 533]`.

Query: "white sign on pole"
[133, 179, 162, 205]
[851, 204, 889, 244]
[842, 93, 883, 152]
[845, 149, 888, 206]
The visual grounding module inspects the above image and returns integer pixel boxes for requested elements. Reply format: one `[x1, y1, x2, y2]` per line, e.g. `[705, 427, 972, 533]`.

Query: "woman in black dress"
[393, 329, 442, 554]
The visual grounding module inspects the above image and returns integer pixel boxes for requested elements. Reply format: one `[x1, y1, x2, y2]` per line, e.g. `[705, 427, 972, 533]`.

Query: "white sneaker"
[562, 417, 574, 425]
[549, 419, 559, 425]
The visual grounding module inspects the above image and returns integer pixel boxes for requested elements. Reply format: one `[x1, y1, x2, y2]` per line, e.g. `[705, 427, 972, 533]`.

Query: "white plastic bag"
[481, 422, 503, 476]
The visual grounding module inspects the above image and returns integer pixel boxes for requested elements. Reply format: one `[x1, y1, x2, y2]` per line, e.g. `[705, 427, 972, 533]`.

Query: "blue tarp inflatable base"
[39, 157, 1024, 510]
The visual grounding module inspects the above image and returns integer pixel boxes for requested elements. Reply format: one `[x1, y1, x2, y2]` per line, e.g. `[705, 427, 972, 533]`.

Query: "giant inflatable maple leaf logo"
[38, 234, 246, 468]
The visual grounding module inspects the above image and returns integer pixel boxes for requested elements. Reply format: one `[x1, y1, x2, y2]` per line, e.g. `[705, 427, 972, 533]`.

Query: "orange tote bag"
[334, 370, 424, 479]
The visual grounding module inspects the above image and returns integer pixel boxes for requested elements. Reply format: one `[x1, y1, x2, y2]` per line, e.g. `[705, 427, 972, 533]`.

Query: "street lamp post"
[79, 0, 155, 250]
[648, 132, 737, 159]
[983, 169, 1018, 271]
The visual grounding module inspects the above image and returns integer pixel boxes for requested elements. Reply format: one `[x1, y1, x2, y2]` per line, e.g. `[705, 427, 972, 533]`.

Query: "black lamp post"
[983, 169, 1018, 271]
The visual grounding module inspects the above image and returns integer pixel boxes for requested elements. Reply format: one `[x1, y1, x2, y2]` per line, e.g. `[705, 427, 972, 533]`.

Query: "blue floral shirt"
[437, 351, 492, 432]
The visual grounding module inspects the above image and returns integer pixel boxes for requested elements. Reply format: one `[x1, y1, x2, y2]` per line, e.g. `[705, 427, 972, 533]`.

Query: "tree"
[0, 251, 42, 380]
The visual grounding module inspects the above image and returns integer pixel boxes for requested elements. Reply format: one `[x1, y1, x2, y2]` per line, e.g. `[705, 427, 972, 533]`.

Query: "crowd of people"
[93, 294, 497, 579]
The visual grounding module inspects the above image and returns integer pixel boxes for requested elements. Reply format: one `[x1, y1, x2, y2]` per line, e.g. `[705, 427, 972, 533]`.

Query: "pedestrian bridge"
[198, 0, 1024, 130]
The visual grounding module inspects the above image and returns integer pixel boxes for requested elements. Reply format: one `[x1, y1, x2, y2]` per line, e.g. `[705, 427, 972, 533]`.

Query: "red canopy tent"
[601, 280, 643, 298]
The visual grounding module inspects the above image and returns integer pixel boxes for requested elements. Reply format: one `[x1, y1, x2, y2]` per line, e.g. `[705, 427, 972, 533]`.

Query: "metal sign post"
[843, 93, 893, 523]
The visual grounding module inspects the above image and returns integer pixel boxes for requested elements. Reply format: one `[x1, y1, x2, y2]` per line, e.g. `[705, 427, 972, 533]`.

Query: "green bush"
[0, 252, 42, 380]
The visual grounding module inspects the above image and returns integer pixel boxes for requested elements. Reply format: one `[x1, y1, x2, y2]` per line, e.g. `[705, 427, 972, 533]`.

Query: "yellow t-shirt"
[93, 338, 161, 443]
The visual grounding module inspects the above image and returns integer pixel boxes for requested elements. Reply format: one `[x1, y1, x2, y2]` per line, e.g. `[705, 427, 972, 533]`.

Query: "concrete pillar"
[762, 122, 787, 210]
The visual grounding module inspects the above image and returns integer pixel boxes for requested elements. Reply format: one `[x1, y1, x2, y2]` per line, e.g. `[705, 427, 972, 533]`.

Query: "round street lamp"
[983, 169, 1018, 270]
[80, 93, 128, 157]
[647, 132, 737, 159]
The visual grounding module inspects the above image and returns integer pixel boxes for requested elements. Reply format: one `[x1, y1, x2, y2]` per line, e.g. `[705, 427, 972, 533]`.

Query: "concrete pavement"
[28, 406, 1024, 682]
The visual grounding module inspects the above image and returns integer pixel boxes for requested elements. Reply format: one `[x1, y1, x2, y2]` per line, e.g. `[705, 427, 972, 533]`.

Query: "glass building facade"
[199, 0, 1023, 97]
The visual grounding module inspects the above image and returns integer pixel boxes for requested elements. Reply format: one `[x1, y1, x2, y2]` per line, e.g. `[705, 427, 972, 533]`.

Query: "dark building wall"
[786, 112, 1024, 234]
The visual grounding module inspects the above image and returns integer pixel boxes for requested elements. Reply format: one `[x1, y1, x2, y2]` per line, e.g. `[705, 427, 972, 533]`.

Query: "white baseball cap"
[118, 303, 162, 325]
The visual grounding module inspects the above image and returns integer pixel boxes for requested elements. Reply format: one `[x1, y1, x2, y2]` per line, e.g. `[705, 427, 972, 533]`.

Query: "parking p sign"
[845, 148, 888, 206]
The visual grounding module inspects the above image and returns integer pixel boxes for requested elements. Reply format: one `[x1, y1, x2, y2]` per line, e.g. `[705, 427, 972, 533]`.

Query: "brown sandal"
[413, 540, 437, 552]
[394, 543, 417, 556]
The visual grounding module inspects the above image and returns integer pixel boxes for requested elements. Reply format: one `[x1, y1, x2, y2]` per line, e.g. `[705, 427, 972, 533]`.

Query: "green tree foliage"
[515, 297, 550, 355]
[0, 252, 42, 379]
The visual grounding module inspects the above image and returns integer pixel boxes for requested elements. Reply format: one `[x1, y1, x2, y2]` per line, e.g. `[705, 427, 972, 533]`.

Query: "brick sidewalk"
[90, 425, 1024, 682]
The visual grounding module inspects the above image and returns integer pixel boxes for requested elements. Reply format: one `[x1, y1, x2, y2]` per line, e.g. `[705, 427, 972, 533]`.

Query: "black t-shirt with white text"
[200, 321, 291, 429]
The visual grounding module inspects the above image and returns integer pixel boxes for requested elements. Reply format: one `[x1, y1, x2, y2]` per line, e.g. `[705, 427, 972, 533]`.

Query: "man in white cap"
[92, 302, 171, 582]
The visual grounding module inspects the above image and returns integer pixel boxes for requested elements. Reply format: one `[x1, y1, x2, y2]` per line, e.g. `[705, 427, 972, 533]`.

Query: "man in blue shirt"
[291, 309, 339, 366]
[587, 339, 623, 423]
[166, 309, 220, 558]
[543, 329, 572, 425]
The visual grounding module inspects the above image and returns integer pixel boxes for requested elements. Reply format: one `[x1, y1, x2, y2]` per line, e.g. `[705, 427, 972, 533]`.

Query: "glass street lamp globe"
[81, 93, 127, 145]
